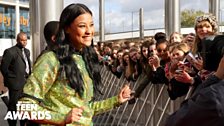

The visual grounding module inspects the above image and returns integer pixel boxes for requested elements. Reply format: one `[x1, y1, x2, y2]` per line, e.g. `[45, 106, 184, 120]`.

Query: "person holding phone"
[191, 13, 219, 71]
[175, 13, 219, 89]
[165, 55, 224, 126]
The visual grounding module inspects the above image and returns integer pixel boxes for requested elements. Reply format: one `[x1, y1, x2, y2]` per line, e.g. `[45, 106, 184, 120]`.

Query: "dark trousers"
[7, 88, 26, 126]
[26, 121, 40, 126]
[1, 96, 9, 106]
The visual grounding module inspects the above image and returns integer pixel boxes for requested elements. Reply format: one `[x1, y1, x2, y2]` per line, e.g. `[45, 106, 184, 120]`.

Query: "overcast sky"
[64, 0, 224, 33]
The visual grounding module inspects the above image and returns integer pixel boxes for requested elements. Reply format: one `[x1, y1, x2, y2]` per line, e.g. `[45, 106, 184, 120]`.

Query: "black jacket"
[0, 45, 31, 90]
[201, 35, 224, 71]
[165, 74, 224, 126]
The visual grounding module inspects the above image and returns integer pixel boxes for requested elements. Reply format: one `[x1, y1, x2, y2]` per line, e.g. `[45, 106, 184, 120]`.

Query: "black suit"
[165, 75, 224, 126]
[0, 44, 31, 126]
[1, 44, 31, 90]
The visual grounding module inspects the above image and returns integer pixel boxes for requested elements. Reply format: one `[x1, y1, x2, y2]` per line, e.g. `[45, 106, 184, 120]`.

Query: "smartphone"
[175, 69, 183, 74]
[148, 52, 154, 57]
[185, 51, 197, 65]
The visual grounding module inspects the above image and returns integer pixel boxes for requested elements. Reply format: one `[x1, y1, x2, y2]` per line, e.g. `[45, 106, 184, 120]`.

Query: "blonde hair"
[168, 32, 183, 44]
[192, 13, 219, 54]
[170, 42, 190, 54]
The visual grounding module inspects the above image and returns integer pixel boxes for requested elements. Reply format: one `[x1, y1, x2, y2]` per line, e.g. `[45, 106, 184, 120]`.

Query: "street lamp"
[131, 11, 139, 41]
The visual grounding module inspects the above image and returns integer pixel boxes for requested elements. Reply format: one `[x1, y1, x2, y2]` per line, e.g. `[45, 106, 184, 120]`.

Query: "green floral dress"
[20, 51, 120, 126]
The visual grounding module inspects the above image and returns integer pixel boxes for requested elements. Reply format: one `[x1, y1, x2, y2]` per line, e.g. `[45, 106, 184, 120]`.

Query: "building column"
[15, 0, 20, 45]
[30, 0, 63, 61]
[172, 0, 180, 34]
[139, 8, 144, 40]
[99, 0, 105, 42]
[209, 0, 220, 31]
[165, 0, 180, 36]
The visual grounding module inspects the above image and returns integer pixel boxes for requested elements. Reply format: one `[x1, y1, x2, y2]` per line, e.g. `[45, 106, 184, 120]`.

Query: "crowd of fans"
[93, 13, 224, 101]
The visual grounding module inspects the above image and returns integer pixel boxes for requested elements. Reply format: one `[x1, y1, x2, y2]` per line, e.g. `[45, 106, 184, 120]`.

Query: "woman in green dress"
[19, 3, 131, 126]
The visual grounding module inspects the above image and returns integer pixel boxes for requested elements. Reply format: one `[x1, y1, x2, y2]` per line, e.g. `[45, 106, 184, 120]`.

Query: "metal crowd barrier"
[93, 66, 191, 126]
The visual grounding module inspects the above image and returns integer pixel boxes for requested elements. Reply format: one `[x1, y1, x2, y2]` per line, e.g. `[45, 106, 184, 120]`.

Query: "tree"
[181, 9, 205, 28]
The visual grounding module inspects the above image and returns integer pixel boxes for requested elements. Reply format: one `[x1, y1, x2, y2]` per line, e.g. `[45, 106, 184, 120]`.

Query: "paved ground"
[0, 98, 9, 126]
[0, 67, 9, 126]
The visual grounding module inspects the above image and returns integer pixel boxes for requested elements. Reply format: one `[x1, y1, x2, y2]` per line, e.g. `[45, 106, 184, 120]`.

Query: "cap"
[194, 13, 218, 33]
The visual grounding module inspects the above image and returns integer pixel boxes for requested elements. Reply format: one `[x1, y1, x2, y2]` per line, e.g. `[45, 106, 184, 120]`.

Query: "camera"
[174, 52, 197, 75]
[103, 55, 109, 61]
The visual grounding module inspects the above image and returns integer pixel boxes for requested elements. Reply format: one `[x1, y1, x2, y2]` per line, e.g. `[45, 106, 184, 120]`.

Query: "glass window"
[19, 0, 29, 3]
[0, 0, 16, 2]
[20, 8, 30, 39]
[0, 5, 16, 38]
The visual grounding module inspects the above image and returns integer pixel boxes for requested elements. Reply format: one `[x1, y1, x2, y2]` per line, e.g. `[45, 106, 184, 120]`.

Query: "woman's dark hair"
[55, 3, 102, 97]
[122, 52, 130, 66]
[140, 40, 150, 63]
[44, 21, 59, 43]
[156, 39, 169, 48]
[154, 32, 167, 42]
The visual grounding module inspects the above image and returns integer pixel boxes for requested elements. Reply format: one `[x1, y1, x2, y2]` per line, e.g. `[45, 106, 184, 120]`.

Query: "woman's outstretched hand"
[118, 84, 132, 104]
[64, 107, 84, 125]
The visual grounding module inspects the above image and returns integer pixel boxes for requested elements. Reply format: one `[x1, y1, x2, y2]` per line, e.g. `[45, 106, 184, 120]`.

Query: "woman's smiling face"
[196, 21, 214, 40]
[66, 13, 94, 50]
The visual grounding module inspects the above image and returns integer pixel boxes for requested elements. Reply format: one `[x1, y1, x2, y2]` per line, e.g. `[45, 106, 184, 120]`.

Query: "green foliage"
[181, 9, 205, 28]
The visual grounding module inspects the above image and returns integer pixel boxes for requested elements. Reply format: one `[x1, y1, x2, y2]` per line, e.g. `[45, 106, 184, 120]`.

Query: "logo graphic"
[4, 101, 51, 120]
